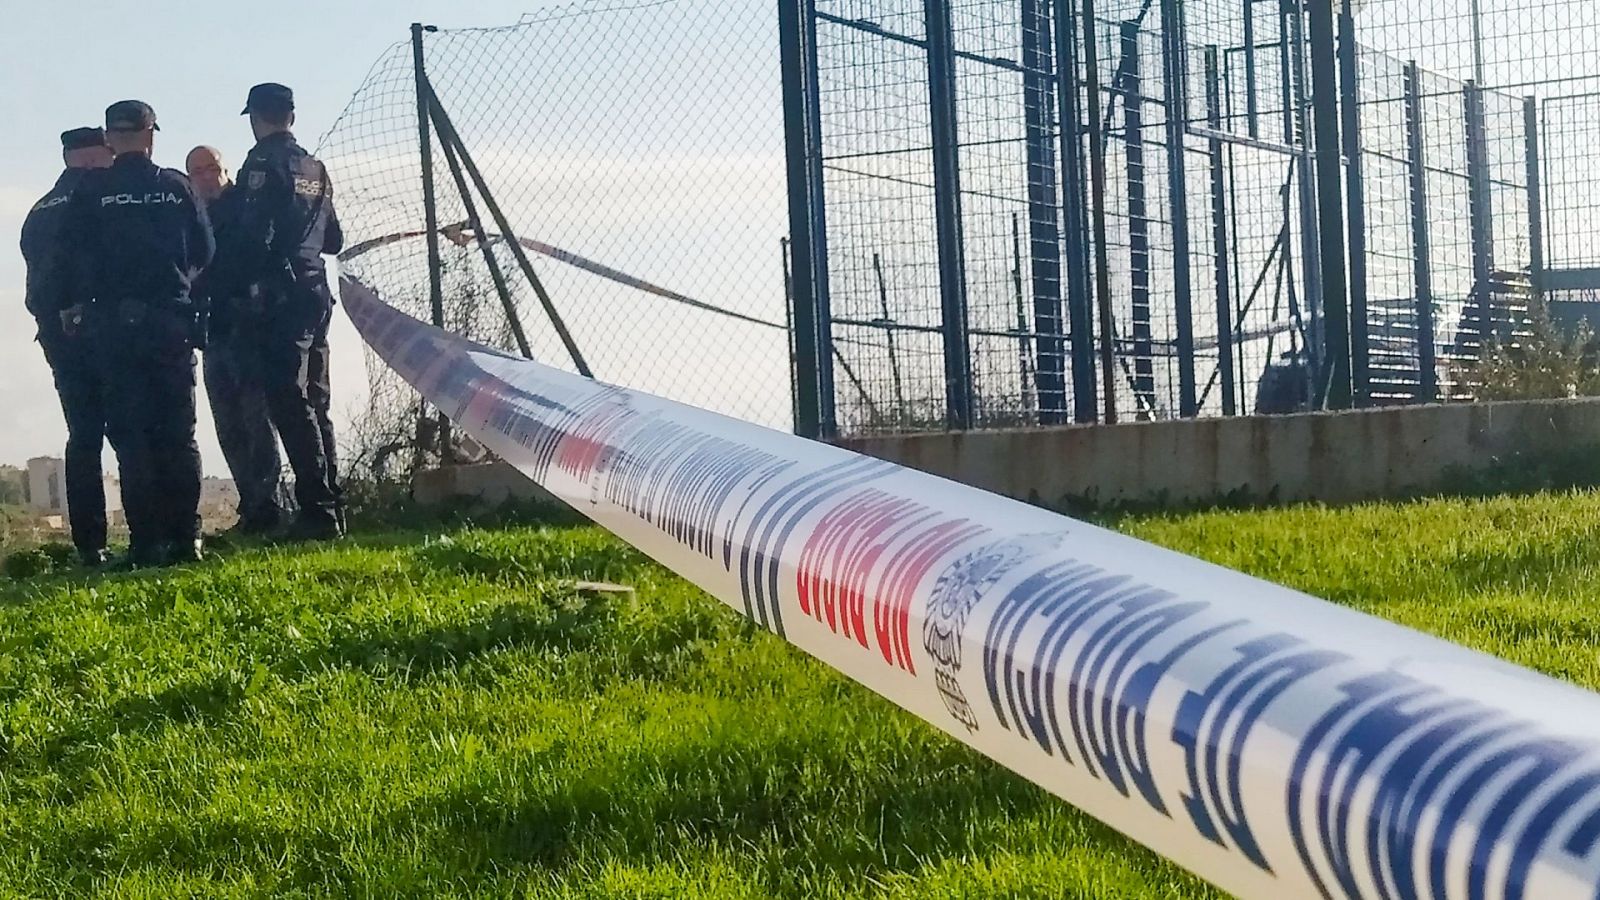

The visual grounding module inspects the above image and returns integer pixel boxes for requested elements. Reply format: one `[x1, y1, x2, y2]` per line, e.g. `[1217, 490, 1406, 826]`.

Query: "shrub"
[37, 542, 76, 570]
[3, 549, 52, 581]
[1460, 298, 1600, 401]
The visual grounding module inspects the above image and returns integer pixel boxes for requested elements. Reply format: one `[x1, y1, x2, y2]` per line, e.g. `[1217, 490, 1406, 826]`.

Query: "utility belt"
[96, 296, 198, 321]
[240, 263, 330, 317]
[94, 297, 208, 350]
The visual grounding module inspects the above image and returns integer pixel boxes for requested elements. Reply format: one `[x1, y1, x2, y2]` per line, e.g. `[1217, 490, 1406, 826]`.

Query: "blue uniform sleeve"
[20, 186, 80, 317]
[323, 176, 344, 257]
[19, 204, 49, 317]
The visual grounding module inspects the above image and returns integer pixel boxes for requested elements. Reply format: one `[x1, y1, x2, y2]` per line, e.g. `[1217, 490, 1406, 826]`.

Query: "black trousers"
[203, 322, 284, 528]
[37, 325, 110, 553]
[262, 295, 341, 526]
[94, 303, 202, 550]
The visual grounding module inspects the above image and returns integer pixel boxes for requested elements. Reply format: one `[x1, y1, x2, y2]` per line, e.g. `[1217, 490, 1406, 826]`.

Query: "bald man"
[188, 145, 285, 535]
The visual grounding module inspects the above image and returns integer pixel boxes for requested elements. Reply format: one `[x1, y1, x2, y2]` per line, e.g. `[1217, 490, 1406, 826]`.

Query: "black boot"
[165, 539, 205, 567]
[286, 515, 343, 543]
[238, 518, 279, 537]
[121, 544, 165, 571]
[221, 516, 280, 541]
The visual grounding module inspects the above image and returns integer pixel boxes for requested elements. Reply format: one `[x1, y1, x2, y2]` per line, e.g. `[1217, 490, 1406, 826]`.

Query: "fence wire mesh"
[319, 0, 1600, 454]
[319, 1, 792, 472]
[807, 0, 1600, 434]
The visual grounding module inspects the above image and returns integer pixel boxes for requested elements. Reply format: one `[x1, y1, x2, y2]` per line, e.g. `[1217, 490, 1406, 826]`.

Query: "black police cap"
[241, 83, 294, 116]
[60, 127, 105, 151]
[105, 100, 159, 132]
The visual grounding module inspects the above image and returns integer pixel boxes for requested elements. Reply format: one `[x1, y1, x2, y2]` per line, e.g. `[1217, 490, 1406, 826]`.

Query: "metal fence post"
[1244, 0, 1260, 139]
[1022, 0, 1066, 424]
[781, 237, 800, 430]
[1404, 61, 1438, 403]
[1081, 0, 1119, 423]
[412, 22, 450, 460]
[1524, 96, 1546, 298]
[430, 105, 533, 360]
[803, 0, 838, 436]
[1123, 23, 1155, 418]
[925, 0, 974, 429]
[1338, 0, 1371, 405]
[1054, 0, 1098, 423]
[778, 0, 835, 438]
[427, 89, 592, 377]
[1463, 81, 1496, 351]
[1204, 46, 1237, 416]
[1160, 0, 1198, 417]
[1283, 2, 1325, 390]
[1308, 0, 1352, 409]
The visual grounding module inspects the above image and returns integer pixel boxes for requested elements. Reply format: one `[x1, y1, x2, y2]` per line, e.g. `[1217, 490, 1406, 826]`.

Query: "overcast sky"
[0, 1, 568, 473]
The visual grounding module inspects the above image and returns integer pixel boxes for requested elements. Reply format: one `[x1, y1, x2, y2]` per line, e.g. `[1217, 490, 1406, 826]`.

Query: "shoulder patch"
[246, 170, 267, 191]
[30, 194, 70, 213]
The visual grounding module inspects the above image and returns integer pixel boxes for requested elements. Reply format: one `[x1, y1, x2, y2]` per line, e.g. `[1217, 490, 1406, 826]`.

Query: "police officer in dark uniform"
[214, 83, 344, 540]
[188, 145, 285, 534]
[20, 127, 115, 566]
[64, 101, 214, 567]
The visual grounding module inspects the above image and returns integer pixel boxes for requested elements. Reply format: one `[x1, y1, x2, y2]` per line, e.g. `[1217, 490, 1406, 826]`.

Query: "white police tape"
[343, 274, 1600, 899]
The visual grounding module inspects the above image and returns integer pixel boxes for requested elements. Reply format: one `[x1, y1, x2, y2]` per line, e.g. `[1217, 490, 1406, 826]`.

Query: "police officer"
[213, 83, 344, 540]
[20, 127, 114, 566]
[187, 145, 285, 535]
[64, 101, 214, 567]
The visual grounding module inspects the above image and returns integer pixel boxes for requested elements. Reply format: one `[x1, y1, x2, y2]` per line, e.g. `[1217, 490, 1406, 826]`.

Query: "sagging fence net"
[318, 1, 795, 477]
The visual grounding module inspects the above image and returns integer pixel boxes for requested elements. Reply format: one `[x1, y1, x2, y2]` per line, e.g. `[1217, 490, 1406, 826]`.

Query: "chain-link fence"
[320, 0, 1600, 456]
[319, 2, 793, 473]
[792, 0, 1600, 436]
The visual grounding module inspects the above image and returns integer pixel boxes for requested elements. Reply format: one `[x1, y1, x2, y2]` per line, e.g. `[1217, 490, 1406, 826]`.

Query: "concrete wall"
[412, 399, 1600, 512]
[839, 398, 1600, 508]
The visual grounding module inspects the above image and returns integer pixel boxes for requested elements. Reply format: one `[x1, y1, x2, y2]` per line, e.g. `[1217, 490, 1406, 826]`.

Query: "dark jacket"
[20, 168, 90, 324]
[213, 131, 343, 301]
[195, 183, 247, 331]
[65, 153, 214, 309]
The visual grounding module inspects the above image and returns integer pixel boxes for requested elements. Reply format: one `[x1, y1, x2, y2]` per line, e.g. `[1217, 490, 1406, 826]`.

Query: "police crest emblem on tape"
[925, 532, 1064, 732]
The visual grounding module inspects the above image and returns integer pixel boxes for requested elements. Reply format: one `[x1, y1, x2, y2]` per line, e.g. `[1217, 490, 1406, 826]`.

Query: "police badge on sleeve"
[924, 531, 1065, 732]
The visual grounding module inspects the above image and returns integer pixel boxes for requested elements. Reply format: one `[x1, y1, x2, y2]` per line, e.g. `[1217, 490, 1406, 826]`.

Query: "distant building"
[24, 457, 241, 529]
[26, 457, 63, 515]
[200, 477, 240, 518]
[26, 456, 123, 521]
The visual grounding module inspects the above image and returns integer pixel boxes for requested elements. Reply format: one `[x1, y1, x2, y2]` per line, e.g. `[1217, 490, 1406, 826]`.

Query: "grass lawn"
[4, 489, 1600, 898]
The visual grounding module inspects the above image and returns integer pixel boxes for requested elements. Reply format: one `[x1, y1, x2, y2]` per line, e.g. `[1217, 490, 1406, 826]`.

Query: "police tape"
[342, 274, 1600, 899]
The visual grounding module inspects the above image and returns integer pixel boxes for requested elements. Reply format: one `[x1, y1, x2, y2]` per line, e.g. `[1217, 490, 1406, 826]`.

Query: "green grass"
[5, 490, 1600, 898]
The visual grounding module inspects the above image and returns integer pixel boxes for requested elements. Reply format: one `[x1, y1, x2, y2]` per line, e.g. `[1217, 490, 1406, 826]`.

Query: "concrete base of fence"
[838, 398, 1600, 508]
[411, 461, 561, 509]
